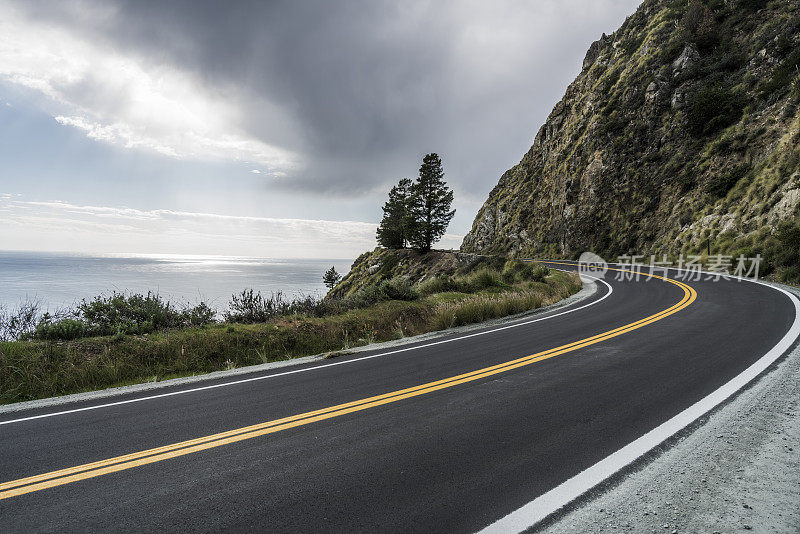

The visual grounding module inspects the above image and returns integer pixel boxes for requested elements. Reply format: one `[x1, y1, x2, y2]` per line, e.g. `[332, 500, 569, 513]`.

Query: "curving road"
[0, 261, 797, 532]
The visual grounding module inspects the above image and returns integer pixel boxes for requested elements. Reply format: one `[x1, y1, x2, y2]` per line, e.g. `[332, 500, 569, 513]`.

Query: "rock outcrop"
[461, 0, 800, 262]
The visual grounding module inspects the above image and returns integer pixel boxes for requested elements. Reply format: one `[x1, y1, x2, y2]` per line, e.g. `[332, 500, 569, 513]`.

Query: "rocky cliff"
[462, 0, 800, 271]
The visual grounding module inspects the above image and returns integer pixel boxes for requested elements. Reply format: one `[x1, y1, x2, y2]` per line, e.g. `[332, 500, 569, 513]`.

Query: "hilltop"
[327, 248, 503, 299]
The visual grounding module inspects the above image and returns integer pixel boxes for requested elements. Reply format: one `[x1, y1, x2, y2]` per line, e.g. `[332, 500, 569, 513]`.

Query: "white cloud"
[0, 4, 297, 170]
[249, 169, 287, 179]
[0, 197, 463, 257]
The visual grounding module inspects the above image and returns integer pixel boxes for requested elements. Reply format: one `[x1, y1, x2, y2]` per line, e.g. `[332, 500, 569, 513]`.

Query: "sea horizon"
[0, 249, 355, 312]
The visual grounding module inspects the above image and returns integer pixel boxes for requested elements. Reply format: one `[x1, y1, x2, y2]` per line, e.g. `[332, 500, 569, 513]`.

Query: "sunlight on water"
[0, 251, 353, 311]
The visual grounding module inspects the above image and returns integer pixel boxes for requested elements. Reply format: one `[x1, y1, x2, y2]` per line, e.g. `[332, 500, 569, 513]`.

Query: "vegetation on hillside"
[0, 260, 580, 404]
[461, 0, 800, 282]
[0, 293, 214, 342]
[326, 248, 509, 299]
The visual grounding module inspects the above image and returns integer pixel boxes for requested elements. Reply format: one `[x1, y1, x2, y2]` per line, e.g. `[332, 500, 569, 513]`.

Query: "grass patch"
[0, 264, 581, 404]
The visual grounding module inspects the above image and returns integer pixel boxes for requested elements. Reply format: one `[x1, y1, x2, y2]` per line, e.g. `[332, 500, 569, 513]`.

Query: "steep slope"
[462, 0, 800, 278]
[327, 248, 503, 299]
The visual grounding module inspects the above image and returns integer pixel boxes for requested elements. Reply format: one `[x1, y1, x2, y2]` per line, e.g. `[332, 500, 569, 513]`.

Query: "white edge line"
[0, 273, 611, 427]
[478, 276, 800, 533]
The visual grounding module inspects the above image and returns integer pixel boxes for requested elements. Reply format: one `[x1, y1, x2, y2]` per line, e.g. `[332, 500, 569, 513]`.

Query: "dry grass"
[0, 267, 580, 405]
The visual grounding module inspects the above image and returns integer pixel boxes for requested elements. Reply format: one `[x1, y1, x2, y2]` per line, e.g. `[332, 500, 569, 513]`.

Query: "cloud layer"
[1, 0, 641, 198]
[0, 2, 296, 172]
[0, 195, 462, 257]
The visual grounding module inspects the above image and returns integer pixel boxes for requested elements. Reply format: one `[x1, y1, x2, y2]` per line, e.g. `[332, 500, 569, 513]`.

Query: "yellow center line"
[0, 266, 696, 500]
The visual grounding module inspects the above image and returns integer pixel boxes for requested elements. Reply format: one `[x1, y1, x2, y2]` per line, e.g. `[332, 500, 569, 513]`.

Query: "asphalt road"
[0, 261, 796, 533]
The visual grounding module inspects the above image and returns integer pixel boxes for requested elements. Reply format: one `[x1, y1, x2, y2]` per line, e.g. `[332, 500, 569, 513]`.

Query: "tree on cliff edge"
[376, 178, 413, 249]
[323, 266, 341, 290]
[407, 153, 455, 253]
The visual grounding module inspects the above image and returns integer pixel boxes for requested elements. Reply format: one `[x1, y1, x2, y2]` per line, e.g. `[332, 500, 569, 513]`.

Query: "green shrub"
[661, 39, 685, 64]
[341, 279, 419, 308]
[32, 318, 90, 341]
[347, 284, 384, 308]
[78, 291, 184, 334]
[621, 35, 644, 56]
[713, 51, 746, 73]
[688, 86, 746, 137]
[530, 264, 550, 283]
[704, 164, 750, 198]
[502, 258, 524, 273]
[726, 220, 800, 277]
[465, 268, 503, 291]
[0, 271, 582, 404]
[680, 0, 718, 51]
[0, 301, 40, 341]
[738, 0, 769, 11]
[504, 262, 550, 283]
[771, 35, 793, 59]
[377, 252, 400, 276]
[710, 129, 749, 154]
[501, 259, 527, 283]
[224, 289, 290, 323]
[603, 69, 622, 93]
[378, 278, 418, 301]
[501, 270, 516, 284]
[777, 221, 800, 249]
[5, 292, 217, 342]
[6, 260, 562, 345]
[600, 111, 627, 136]
[780, 266, 800, 283]
[417, 275, 461, 296]
[183, 302, 216, 326]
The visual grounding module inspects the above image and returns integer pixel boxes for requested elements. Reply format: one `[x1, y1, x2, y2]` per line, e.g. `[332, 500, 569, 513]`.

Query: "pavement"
[542, 283, 800, 534]
[0, 261, 797, 532]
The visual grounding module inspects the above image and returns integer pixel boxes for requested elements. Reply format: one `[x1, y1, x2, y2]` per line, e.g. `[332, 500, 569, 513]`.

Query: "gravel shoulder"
[542, 284, 800, 534]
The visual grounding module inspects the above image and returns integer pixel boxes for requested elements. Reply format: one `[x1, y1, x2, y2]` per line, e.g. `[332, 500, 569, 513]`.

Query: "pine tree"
[407, 153, 455, 252]
[376, 178, 413, 249]
[323, 266, 341, 290]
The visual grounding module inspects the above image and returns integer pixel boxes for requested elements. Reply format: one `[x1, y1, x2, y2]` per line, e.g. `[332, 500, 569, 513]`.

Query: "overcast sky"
[0, 0, 641, 258]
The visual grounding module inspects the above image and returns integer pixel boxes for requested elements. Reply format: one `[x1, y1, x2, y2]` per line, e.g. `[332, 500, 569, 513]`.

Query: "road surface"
[0, 261, 797, 532]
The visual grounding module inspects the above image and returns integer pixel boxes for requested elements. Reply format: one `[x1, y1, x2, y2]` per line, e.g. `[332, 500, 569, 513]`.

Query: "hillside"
[328, 248, 503, 299]
[461, 0, 800, 279]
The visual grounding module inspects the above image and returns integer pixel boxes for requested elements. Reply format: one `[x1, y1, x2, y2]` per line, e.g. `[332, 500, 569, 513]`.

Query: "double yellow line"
[0, 266, 696, 501]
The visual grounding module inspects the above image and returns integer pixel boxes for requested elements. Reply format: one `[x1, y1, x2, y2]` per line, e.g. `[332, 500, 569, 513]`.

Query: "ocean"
[0, 251, 354, 312]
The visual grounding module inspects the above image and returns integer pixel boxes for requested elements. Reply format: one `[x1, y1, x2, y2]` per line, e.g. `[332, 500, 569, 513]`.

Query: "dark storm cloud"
[15, 0, 641, 197]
